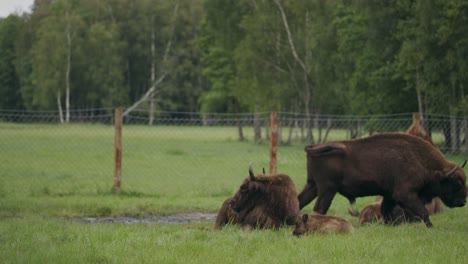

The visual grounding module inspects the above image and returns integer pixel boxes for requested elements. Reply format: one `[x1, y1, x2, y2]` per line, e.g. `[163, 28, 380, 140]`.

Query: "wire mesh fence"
[1, 109, 467, 197]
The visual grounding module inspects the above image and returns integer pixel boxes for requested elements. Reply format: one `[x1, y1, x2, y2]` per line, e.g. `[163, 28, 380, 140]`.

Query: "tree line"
[0, 0, 467, 121]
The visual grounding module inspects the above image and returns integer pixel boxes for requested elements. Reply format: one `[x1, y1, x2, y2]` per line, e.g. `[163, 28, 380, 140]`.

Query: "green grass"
[0, 123, 306, 217]
[0, 123, 467, 263]
[0, 213, 466, 264]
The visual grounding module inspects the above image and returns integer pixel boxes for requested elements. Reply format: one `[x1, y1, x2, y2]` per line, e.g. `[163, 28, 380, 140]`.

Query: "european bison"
[215, 163, 300, 229]
[350, 196, 443, 225]
[298, 132, 467, 228]
[293, 214, 354, 236]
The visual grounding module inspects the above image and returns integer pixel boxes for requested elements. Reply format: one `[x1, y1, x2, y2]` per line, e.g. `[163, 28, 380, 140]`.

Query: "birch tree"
[124, 0, 179, 117]
[31, 0, 83, 122]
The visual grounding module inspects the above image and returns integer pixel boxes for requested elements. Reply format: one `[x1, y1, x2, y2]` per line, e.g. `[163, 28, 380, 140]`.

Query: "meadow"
[0, 123, 467, 263]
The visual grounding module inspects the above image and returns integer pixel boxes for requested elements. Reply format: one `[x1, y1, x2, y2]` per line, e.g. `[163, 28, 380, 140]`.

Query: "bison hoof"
[292, 231, 302, 237]
[425, 221, 433, 228]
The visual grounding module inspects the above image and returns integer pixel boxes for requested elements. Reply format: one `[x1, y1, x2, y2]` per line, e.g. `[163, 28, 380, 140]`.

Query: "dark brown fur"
[298, 132, 467, 228]
[215, 165, 300, 229]
[293, 214, 354, 236]
[214, 196, 238, 229]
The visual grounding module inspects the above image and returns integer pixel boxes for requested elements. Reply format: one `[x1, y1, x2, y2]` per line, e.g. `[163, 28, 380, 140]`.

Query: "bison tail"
[347, 199, 359, 217]
[348, 208, 360, 217]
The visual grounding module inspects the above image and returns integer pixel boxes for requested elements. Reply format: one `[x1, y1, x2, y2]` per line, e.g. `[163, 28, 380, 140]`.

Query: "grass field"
[0, 123, 467, 263]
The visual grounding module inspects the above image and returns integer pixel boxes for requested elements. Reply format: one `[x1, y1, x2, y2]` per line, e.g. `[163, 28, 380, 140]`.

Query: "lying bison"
[293, 214, 354, 236]
[298, 132, 467, 228]
[350, 196, 443, 225]
[215, 163, 300, 229]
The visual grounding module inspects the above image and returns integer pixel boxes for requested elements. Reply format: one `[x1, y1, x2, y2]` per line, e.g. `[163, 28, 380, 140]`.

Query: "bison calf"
[215, 163, 300, 229]
[352, 196, 443, 225]
[293, 214, 354, 236]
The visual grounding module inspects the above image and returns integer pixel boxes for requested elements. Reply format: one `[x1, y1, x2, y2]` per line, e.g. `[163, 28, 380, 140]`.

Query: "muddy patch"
[71, 212, 216, 224]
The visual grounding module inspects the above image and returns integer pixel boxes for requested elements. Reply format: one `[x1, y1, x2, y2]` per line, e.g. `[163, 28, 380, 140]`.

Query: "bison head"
[229, 163, 270, 213]
[292, 214, 309, 236]
[438, 160, 467, 208]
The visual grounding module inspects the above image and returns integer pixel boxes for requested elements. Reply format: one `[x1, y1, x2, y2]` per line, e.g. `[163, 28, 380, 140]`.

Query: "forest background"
[0, 0, 467, 120]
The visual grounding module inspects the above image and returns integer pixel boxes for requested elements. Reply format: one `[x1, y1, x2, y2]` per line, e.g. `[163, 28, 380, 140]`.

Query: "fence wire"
[1, 109, 467, 196]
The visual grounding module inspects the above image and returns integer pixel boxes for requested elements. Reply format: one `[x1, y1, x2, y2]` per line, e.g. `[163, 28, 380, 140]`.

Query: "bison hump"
[304, 143, 346, 156]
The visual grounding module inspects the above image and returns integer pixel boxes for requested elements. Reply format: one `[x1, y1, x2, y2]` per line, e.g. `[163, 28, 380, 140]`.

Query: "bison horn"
[461, 160, 467, 168]
[249, 162, 256, 181]
[446, 160, 467, 177]
[446, 166, 457, 177]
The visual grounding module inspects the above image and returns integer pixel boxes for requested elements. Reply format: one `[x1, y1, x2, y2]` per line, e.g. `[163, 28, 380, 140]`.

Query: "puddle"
[70, 212, 216, 224]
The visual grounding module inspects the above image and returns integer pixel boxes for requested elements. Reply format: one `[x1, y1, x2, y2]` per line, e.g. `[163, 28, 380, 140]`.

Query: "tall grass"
[0, 214, 466, 264]
[0, 123, 467, 263]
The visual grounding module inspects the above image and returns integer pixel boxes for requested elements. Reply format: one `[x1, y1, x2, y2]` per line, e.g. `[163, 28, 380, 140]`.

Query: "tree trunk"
[416, 71, 424, 119]
[323, 118, 332, 143]
[464, 118, 468, 154]
[235, 102, 244, 141]
[149, 15, 156, 125]
[124, 2, 178, 117]
[238, 122, 245, 141]
[287, 115, 294, 145]
[304, 11, 313, 144]
[451, 115, 460, 154]
[124, 74, 167, 117]
[275, 0, 312, 143]
[57, 90, 64, 124]
[316, 114, 322, 143]
[443, 119, 452, 152]
[254, 112, 262, 143]
[65, 11, 72, 123]
[305, 74, 313, 144]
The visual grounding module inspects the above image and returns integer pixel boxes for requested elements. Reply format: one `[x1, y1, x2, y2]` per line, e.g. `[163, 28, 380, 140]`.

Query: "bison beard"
[215, 163, 300, 229]
[297, 132, 467, 228]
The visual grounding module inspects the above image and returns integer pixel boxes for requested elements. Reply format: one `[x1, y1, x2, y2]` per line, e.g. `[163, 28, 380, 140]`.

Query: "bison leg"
[298, 181, 318, 210]
[398, 195, 432, 228]
[313, 190, 337, 214]
[381, 197, 398, 225]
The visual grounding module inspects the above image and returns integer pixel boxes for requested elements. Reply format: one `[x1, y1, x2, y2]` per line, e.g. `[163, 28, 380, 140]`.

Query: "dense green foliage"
[0, 0, 467, 116]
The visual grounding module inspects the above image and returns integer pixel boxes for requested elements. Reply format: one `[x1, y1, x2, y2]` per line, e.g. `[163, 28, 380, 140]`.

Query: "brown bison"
[215, 163, 300, 229]
[293, 214, 354, 236]
[297, 132, 467, 228]
[351, 196, 443, 225]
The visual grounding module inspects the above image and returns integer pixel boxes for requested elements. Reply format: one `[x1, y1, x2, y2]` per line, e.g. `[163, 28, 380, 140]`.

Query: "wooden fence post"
[114, 107, 123, 193]
[270, 112, 278, 175]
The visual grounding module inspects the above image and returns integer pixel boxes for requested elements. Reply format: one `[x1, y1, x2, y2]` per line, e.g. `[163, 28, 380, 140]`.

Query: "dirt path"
[71, 212, 216, 224]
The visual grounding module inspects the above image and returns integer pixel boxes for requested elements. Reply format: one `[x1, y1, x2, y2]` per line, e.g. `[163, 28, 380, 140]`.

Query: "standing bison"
[215, 163, 300, 229]
[298, 132, 467, 228]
